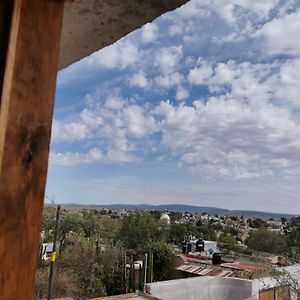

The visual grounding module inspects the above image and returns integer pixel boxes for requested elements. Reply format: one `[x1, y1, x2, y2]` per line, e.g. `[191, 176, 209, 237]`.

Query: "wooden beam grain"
[0, 0, 64, 299]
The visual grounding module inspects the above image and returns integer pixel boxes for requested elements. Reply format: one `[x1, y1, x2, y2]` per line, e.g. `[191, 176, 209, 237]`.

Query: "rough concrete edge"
[59, 0, 189, 70]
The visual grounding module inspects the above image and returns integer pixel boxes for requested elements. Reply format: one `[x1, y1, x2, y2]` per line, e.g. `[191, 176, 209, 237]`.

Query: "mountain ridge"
[57, 203, 296, 219]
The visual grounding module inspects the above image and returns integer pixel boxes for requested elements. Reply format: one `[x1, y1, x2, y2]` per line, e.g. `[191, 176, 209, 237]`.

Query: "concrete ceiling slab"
[59, 0, 189, 69]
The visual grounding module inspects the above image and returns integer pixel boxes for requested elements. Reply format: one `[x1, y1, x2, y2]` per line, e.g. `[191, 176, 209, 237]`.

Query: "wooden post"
[0, 0, 64, 299]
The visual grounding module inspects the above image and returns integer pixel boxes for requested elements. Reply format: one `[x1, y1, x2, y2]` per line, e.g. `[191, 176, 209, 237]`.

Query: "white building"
[160, 213, 171, 224]
[145, 264, 300, 300]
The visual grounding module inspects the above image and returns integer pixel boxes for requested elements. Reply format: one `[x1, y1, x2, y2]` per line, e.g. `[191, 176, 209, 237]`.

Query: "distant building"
[160, 213, 171, 224]
[200, 213, 209, 222]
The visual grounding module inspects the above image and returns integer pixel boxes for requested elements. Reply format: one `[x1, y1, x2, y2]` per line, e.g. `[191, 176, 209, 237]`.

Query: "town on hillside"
[37, 205, 300, 300]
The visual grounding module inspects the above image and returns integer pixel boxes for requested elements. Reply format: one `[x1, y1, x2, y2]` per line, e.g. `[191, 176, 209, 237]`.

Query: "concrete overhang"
[59, 0, 189, 69]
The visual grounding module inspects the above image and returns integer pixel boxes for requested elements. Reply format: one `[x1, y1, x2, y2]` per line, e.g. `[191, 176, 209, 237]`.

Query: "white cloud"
[87, 41, 142, 70]
[50, 147, 141, 166]
[167, 0, 289, 45]
[141, 23, 159, 43]
[256, 9, 300, 56]
[154, 46, 183, 75]
[51, 92, 159, 166]
[155, 97, 300, 180]
[179, 0, 280, 22]
[154, 72, 184, 89]
[176, 86, 189, 101]
[104, 95, 126, 110]
[52, 119, 90, 142]
[80, 108, 104, 127]
[123, 105, 157, 138]
[274, 59, 300, 105]
[106, 150, 140, 163]
[186, 59, 283, 110]
[53, 55, 300, 178]
[129, 72, 149, 89]
[168, 23, 183, 36]
[50, 148, 103, 166]
[188, 59, 213, 85]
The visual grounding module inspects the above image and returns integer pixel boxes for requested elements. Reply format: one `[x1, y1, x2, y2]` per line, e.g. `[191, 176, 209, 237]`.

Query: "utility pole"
[47, 205, 61, 300]
[149, 252, 154, 283]
[143, 253, 148, 292]
[124, 250, 127, 293]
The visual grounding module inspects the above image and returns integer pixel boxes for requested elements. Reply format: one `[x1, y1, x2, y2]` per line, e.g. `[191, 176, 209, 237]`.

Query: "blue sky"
[46, 0, 300, 213]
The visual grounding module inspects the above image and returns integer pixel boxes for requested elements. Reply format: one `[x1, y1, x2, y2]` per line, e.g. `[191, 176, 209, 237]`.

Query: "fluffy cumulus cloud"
[128, 72, 149, 89]
[52, 57, 300, 180]
[154, 72, 184, 89]
[86, 40, 143, 70]
[176, 86, 189, 101]
[51, 93, 157, 166]
[256, 8, 300, 56]
[155, 97, 300, 179]
[273, 59, 300, 105]
[52, 0, 300, 191]
[141, 23, 159, 43]
[154, 46, 183, 75]
[188, 59, 214, 86]
[50, 148, 103, 166]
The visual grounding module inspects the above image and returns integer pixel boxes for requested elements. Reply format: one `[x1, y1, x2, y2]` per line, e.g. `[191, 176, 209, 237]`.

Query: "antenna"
[45, 194, 55, 205]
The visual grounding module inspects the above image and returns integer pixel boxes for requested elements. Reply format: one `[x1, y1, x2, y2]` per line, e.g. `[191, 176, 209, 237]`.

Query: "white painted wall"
[146, 276, 252, 300]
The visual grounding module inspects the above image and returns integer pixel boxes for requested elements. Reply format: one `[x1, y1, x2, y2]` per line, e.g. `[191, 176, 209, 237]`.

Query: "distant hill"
[59, 203, 296, 220]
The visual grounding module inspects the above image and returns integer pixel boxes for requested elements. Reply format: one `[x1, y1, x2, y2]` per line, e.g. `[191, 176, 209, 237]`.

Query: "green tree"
[40, 206, 56, 242]
[246, 228, 288, 254]
[169, 211, 182, 222]
[117, 212, 162, 253]
[144, 241, 174, 281]
[287, 217, 300, 258]
[60, 237, 125, 298]
[169, 223, 187, 244]
[218, 233, 237, 251]
[248, 218, 268, 229]
[281, 217, 287, 224]
[197, 224, 217, 241]
[219, 233, 237, 245]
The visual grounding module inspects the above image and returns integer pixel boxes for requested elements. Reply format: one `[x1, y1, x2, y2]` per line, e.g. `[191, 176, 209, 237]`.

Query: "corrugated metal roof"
[221, 263, 263, 271]
[176, 264, 234, 278]
[178, 254, 213, 264]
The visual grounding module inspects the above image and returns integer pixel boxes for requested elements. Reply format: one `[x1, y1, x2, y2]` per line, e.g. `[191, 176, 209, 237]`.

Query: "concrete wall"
[146, 276, 252, 300]
[59, 0, 189, 69]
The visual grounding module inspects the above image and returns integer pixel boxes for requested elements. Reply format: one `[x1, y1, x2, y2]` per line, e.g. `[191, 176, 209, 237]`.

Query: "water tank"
[187, 243, 192, 253]
[195, 239, 205, 252]
[182, 242, 187, 254]
[212, 253, 222, 265]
